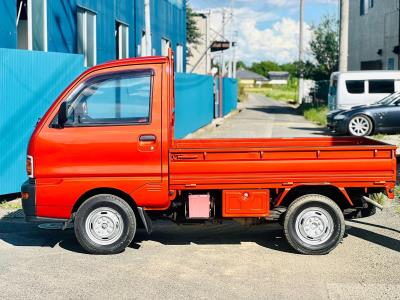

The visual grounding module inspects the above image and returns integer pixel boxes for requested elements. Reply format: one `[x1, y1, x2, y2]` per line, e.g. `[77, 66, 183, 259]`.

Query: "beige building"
[186, 13, 212, 75]
[348, 0, 400, 70]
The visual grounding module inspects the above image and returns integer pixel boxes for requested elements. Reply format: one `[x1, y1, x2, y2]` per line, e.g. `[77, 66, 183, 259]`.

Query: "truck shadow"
[1, 216, 398, 254]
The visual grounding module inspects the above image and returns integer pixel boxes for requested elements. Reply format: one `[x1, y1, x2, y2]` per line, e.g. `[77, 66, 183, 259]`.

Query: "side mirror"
[57, 102, 68, 128]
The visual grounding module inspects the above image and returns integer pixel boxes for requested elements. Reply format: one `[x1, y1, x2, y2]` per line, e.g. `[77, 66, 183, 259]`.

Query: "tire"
[74, 194, 136, 254]
[348, 115, 373, 136]
[283, 194, 345, 255]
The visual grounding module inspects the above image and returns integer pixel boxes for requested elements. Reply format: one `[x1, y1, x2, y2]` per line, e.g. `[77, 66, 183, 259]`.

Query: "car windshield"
[375, 92, 400, 105]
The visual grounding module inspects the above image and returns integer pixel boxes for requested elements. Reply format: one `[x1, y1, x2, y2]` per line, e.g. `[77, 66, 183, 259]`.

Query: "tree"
[236, 60, 247, 70]
[309, 15, 339, 80]
[186, 5, 201, 57]
[250, 61, 280, 77]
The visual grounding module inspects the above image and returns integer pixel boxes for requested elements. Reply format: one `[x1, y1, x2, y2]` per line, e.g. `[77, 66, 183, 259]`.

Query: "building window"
[16, 0, 28, 49]
[65, 71, 152, 126]
[141, 31, 147, 56]
[161, 38, 170, 56]
[368, 0, 374, 8]
[77, 8, 96, 67]
[346, 80, 365, 94]
[16, 0, 47, 51]
[388, 58, 395, 70]
[369, 80, 395, 94]
[116, 22, 129, 59]
[360, 0, 367, 16]
[176, 44, 183, 72]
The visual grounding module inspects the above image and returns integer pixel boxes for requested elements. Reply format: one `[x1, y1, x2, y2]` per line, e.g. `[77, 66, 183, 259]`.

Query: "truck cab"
[22, 51, 397, 255]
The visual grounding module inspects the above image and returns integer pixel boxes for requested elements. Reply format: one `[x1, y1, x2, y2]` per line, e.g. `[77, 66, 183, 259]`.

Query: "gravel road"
[0, 204, 399, 299]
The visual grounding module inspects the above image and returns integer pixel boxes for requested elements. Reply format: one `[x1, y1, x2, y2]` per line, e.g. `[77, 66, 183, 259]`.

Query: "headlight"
[26, 156, 34, 178]
[333, 114, 346, 120]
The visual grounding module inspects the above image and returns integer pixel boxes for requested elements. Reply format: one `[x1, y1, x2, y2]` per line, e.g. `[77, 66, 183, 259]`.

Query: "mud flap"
[137, 207, 153, 234]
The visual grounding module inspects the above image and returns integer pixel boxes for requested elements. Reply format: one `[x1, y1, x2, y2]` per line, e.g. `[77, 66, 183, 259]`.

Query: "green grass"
[372, 134, 386, 141]
[245, 82, 298, 103]
[0, 200, 22, 210]
[300, 105, 329, 126]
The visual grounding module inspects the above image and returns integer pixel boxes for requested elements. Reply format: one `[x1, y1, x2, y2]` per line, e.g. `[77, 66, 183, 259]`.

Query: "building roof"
[236, 69, 268, 81]
[268, 71, 289, 76]
[268, 71, 289, 80]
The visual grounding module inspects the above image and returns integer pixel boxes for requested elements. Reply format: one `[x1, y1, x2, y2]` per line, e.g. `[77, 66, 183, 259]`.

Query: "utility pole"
[144, 0, 152, 56]
[298, 0, 305, 104]
[228, 1, 234, 78]
[221, 8, 226, 76]
[233, 31, 238, 78]
[339, 0, 349, 72]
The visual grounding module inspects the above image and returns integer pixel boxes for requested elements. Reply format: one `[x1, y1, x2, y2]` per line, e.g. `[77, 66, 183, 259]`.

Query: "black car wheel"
[348, 115, 373, 136]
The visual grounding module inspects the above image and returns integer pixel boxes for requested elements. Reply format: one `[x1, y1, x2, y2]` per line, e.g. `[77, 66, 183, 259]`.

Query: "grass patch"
[394, 186, 400, 214]
[245, 79, 298, 103]
[373, 134, 386, 141]
[299, 105, 328, 126]
[238, 84, 248, 102]
[0, 200, 22, 210]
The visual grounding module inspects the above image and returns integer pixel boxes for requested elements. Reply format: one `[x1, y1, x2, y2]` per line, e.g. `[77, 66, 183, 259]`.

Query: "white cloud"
[205, 7, 313, 64]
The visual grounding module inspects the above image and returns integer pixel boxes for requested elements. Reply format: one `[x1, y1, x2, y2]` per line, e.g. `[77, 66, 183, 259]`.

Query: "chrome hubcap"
[349, 116, 369, 136]
[85, 207, 124, 245]
[295, 207, 334, 245]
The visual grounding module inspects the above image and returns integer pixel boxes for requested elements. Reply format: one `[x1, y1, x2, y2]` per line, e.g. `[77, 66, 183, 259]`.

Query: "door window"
[64, 71, 152, 126]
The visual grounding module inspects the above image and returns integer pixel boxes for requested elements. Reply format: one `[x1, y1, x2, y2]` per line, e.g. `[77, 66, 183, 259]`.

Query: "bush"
[299, 104, 328, 126]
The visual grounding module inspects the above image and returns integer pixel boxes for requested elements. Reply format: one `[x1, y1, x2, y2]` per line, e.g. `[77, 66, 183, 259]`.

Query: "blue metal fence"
[174, 73, 214, 139]
[0, 48, 85, 195]
[0, 49, 237, 195]
[222, 78, 238, 116]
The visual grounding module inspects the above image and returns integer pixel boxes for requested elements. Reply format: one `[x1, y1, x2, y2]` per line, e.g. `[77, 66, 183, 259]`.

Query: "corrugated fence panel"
[175, 73, 214, 139]
[222, 77, 238, 116]
[0, 48, 85, 195]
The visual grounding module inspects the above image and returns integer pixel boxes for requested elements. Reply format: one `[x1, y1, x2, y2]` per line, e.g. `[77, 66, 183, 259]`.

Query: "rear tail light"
[26, 156, 34, 178]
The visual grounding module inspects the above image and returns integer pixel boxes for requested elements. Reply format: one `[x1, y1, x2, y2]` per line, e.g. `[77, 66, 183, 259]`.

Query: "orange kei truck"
[21, 51, 397, 255]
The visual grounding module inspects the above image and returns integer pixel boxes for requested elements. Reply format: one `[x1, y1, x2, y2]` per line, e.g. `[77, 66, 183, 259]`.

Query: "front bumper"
[327, 117, 348, 134]
[21, 179, 70, 223]
[21, 179, 36, 222]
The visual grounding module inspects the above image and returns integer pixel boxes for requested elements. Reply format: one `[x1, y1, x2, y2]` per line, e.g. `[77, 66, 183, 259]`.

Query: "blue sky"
[189, 0, 338, 64]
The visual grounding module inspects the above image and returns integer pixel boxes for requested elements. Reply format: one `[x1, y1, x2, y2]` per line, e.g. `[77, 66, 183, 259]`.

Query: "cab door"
[35, 64, 169, 217]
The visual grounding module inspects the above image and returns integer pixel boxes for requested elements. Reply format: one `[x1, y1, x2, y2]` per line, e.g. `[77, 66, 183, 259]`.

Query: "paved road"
[191, 93, 326, 139]
[1, 94, 399, 299]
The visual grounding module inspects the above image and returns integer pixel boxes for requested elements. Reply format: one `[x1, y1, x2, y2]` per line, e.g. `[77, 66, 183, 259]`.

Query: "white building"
[348, 0, 400, 71]
[186, 13, 212, 75]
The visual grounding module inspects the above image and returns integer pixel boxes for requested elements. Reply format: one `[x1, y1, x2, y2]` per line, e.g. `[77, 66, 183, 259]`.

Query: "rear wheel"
[283, 194, 345, 255]
[348, 115, 373, 136]
[74, 194, 136, 254]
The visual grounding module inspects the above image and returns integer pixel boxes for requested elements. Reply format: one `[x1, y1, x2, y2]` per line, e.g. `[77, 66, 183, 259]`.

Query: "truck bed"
[169, 137, 397, 189]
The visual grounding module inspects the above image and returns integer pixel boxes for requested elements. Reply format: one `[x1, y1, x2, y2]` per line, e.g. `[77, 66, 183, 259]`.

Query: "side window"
[346, 80, 364, 94]
[369, 80, 394, 94]
[65, 72, 152, 126]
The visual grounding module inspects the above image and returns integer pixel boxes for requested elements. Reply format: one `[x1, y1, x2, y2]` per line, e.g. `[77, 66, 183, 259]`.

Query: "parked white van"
[328, 71, 400, 110]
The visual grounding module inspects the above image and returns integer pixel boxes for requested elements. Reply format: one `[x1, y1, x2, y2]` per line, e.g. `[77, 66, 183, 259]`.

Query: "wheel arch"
[71, 187, 140, 220]
[276, 185, 353, 210]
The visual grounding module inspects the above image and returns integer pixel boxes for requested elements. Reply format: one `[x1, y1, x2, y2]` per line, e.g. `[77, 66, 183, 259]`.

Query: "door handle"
[139, 134, 157, 142]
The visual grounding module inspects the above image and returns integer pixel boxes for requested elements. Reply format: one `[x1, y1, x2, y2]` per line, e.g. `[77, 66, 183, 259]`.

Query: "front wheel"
[74, 194, 136, 254]
[348, 115, 373, 136]
[283, 194, 345, 255]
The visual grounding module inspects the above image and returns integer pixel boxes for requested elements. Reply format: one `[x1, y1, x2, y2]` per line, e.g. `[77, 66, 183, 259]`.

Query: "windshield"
[375, 92, 400, 105]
